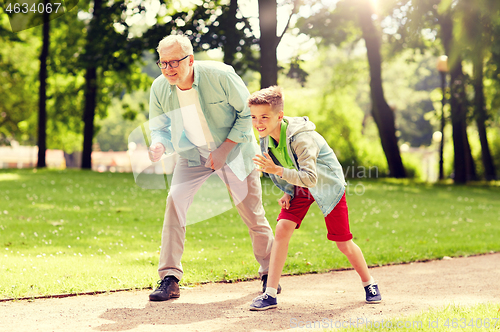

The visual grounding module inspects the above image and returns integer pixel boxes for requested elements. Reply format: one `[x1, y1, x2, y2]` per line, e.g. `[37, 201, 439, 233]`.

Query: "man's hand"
[252, 153, 283, 177]
[278, 193, 292, 210]
[205, 139, 236, 170]
[149, 142, 165, 162]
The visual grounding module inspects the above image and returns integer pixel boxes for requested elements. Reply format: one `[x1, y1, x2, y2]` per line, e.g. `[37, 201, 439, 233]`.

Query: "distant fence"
[0, 145, 56, 169]
[0, 145, 178, 174]
[1, 145, 438, 181]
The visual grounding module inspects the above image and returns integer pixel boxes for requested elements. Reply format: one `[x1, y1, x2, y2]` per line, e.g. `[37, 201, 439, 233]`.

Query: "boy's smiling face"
[250, 104, 283, 140]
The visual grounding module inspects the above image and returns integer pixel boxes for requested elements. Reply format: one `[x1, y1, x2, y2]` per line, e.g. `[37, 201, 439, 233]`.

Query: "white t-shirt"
[176, 86, 215, 158]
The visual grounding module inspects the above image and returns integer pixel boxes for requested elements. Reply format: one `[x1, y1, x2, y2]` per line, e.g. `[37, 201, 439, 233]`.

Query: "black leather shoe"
[261, 274, 281, 294]
[149, 276, 180, 301]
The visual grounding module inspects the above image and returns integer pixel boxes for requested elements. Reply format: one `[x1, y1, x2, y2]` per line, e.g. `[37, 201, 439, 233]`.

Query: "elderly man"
[148, 34, 278, 301]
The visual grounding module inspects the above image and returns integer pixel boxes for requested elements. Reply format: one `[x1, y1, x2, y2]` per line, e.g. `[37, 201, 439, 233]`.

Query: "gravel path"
[1, 253, 499, 332]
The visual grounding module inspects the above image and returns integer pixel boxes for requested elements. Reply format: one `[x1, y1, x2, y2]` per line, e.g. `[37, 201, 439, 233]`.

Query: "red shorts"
[277, 187, 353, 242]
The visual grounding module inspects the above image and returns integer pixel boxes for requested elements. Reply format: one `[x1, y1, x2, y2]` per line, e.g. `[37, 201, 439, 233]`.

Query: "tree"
[37, 1, 50, 168]
[298, 0, 407, 178]
[258, 0, 297, 88]
[356, 0, 406, 178]
[472, 52, 496, 180]
[0, 14, 37, 146]
[460, 0, 498, 180]
[79, 0, 152, 169]
[389, 0, 479, 183]
[258, 0, 278, 88]
[45, 7, 87, 155]
[59, 0, 262, 169]
[215, 0, 259, 75]
[1, 2, 89, 153]
[80, 0, 102, 169]
[439, 9, 476, 183]
[142, 0, 259, 75]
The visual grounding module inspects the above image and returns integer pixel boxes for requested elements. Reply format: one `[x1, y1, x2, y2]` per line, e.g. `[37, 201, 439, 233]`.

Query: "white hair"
[157, 34, 193, 55]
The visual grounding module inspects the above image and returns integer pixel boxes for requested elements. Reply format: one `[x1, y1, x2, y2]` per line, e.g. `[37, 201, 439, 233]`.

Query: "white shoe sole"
[366, 299, 382, 304]
[250, 304, 278, 311]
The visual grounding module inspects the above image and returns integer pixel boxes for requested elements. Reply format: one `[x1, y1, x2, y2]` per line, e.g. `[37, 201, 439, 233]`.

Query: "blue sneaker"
[250, 293, 278, 311]
[364, 283, 382, 304]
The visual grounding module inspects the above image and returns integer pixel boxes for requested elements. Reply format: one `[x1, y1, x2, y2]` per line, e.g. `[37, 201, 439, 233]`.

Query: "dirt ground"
[1, 252, 499, 332]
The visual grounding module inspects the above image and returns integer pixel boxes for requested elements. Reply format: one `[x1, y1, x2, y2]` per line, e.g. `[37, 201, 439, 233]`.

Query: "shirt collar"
[192, 62, 199, 87]
[269, 120, 287, 149]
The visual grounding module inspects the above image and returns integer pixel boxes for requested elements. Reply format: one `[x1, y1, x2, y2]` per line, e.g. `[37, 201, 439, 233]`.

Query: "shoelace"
[367, 284, 378, 296]
[156, 278, 171, 291]
[254, 294, 269, 302]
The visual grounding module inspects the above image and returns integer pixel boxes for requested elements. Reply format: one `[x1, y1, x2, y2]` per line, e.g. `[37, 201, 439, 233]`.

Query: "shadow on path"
[96, 293, 367, 331]
[96, 294, 255, 331]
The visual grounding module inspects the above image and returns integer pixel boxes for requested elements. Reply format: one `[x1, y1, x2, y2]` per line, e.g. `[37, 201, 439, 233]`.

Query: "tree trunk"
[357, 1, 406, 178]
[473, 53, 497, 180]
[438, 71, 446, 180]
[223, 0, 238, 66]
[81, 68, 97, 169]
[37, 4, 49, 168]
[440, 13, 476, 184]
[81, 0, 102, 169]
[258, 0, 279, 88]
[449, 60, 477, 183]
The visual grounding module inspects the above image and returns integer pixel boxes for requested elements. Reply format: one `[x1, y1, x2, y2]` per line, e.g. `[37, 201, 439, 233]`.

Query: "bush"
[486, 125, 500, 179]
[401, 151, 424, 180]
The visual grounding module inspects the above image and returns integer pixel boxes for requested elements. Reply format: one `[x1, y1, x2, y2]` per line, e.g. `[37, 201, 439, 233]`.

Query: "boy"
[247, 86, 381, 311]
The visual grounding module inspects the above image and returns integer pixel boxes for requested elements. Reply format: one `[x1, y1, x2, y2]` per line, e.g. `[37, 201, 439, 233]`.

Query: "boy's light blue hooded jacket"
[260, 116, 346, 216]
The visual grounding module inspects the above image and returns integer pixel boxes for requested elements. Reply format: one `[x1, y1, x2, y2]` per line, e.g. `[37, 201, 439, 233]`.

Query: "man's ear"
[189, 54, 194, 66]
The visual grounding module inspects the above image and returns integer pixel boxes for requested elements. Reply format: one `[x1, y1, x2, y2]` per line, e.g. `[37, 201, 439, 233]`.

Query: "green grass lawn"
[339, 303, 500, 331]
[1, 169, 499, 299]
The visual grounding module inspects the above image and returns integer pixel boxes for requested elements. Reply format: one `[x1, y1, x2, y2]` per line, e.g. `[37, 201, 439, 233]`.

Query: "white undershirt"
[176, 86, 215, 158]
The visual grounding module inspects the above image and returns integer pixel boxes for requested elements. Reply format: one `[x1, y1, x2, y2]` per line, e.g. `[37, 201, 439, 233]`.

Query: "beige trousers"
[158, 157, 274, 281]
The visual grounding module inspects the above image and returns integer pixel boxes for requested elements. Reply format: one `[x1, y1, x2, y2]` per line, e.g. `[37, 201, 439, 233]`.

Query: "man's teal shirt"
[149, 61, 260, 181]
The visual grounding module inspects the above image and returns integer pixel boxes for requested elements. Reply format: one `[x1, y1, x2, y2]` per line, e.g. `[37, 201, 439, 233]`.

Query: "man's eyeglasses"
[156, 55, 190, 69]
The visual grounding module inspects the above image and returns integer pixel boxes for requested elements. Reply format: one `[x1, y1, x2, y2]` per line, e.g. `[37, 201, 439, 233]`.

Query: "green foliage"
[0, 19, 40, 145]
[400, 152, 424, 180]
[142, 0, 259, 76]
[0, 0, 258, 154]
[286, 57, 309, 87]
[279, 49, 390, 176]
[470, 125, 500, 180]
[2, 0, 499, 182]
[94, 91, 149, 151]
[437, 123, 500, 181]
[294, 0, 500, 181]
[42, 4, 87, 154]
[490, 128, 500, 174]
[0, 0, 153, 153]
[296, 0, 359, 47]
[382, 50, 439, 147]
[484, 75, 500, 124]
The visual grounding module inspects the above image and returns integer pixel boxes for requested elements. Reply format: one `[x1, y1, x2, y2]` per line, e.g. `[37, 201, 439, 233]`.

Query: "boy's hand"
[252, 153, 283, 176]
[278, 193, 292, 210]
